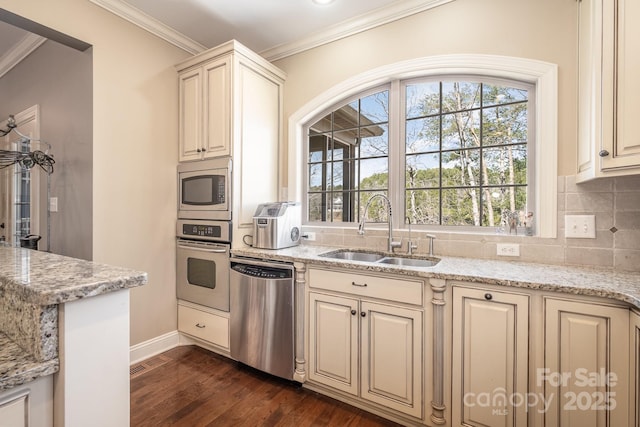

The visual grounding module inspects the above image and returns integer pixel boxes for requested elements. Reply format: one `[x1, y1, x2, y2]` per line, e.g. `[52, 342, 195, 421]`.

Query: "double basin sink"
[319, 249, 439, 268]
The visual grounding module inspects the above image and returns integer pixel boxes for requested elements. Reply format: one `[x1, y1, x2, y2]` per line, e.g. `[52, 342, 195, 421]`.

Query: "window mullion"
[389, 79, 402, 229]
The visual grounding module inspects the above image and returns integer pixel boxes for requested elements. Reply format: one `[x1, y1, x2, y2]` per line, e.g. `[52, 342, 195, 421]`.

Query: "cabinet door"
[452, 287, 530, 427]
[361, 301, 422, 418]
[544, 298, 629, 427]
[178, 67, 203, 162]
[308, 292, 359, 395]
[202, 56, 231, 158]
[0, 391, 27, 427]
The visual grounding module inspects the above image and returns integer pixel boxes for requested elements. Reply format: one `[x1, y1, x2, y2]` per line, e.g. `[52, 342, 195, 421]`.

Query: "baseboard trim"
[129, 330, 180, 365]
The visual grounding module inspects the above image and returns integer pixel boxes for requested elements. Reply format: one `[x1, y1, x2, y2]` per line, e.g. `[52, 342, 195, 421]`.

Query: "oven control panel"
[176, 219, 231, 243]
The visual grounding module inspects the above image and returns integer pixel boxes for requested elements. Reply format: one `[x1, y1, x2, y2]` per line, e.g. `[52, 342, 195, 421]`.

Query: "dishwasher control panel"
[231, 262, 292, 279]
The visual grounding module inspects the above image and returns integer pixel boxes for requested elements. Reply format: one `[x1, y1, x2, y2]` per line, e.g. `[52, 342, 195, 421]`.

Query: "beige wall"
[274, 0, 577, 178]
[0, 0, 191, 345]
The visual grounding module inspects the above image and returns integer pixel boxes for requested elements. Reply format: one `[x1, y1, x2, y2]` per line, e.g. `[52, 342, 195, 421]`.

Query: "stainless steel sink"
[319, 250, 439, 267]
[320, 250, 385, 262]
[377, 256, 439, 267]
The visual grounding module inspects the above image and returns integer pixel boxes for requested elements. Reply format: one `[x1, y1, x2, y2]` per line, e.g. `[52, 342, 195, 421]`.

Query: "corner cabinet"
[307, 268, 423, 420]
[577, 0, 640, 181]
[176, 39, 286, 163]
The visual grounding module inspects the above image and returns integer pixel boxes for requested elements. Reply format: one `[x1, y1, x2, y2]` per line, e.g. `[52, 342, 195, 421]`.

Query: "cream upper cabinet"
[543, 297, 629, 427]
[451, 285, 530, 427]
[577, 0, 640, 181]
[176, 40, 285, 163]
[307, 268, 423, 419]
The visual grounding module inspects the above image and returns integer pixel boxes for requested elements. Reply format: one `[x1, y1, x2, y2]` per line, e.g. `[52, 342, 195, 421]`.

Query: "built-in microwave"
[178, 158, 231, 220]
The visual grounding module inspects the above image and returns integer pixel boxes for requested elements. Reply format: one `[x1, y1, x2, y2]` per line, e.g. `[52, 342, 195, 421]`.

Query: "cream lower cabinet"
[451, 285, 530, 427]
[178, 301, 230, 351]
[543, 297, 629, 427]
[307, 268, 423, 419]
[0, 375, 53, 427]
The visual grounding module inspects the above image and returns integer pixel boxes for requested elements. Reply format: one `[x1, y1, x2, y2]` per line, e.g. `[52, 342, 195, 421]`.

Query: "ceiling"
[0, 0, 451, 66]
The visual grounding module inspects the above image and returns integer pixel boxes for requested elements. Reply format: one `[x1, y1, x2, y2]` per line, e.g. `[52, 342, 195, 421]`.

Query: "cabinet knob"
[196, 148, 201, 153]
[351, 309, 357, 316]
[202, 147, 206, 152]
[599, 149, 610, 157]
[484, 293, 493, 301]
[361, 311, 366, 317]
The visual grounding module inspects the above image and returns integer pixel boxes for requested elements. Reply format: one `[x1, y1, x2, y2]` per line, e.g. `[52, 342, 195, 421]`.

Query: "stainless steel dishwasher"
[229, 256, 295, 381]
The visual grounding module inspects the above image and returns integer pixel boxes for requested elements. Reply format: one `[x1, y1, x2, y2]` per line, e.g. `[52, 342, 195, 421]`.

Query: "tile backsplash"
[301, 175, 640, 272]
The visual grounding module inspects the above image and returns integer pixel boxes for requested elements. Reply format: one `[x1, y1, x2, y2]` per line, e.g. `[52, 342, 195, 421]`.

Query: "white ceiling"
[0, 0, 452, 66]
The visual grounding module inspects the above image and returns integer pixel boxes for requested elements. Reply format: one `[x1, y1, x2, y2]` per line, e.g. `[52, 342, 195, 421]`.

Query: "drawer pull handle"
[351, 309, 357, 316]
[195, 323, 206, 328]
[351, 281, 367, 287]
[484, 293, 493, 301]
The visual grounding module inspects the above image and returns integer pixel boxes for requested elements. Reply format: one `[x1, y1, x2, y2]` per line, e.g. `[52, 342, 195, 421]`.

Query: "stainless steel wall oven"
[176, 219, 231, 311]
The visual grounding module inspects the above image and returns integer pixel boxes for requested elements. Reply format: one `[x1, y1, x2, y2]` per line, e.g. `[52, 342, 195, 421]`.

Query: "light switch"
[565, 215, 596, 238]
[49, 197, 58, 212]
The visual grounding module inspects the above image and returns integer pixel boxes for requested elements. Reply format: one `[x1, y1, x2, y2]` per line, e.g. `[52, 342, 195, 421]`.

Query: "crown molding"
[89, 0, 206, 55]
[261, 0, 455, 61]
[0, 33, 47, 79]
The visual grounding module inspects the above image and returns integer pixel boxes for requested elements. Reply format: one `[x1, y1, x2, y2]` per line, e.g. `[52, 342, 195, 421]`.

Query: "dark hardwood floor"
[130, 345, 403, 427]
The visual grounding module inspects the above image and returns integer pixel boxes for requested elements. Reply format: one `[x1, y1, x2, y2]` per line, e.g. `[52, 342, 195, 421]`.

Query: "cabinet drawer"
[178, 304, 229, 349]
[308, 268, 423, 305]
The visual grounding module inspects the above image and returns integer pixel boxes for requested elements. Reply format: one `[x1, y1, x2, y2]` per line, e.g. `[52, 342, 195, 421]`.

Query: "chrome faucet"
[406, 217, 418, 255]
[357, 194, 402, 252]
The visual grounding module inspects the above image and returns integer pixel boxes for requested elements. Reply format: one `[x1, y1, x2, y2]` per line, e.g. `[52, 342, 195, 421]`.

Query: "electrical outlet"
[497, 243, 520, 257]
[565, 215, 596, 238]
[49, 197, 58, 212]
[304, 232, 316, 241]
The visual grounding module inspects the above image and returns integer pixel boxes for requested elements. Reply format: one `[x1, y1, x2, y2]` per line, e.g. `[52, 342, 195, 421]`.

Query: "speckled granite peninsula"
[0, 245, 147, 392]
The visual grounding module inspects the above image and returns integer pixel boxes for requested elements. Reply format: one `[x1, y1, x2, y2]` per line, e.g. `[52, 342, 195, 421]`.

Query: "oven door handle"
[177, 244, 228, 254]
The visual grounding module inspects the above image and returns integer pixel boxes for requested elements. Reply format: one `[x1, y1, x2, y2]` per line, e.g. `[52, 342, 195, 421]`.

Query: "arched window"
[290, 55, 557, 237]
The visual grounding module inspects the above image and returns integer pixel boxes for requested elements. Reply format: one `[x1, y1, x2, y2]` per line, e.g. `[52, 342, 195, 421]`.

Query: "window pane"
[308, 193, 324, 221]
[309, 135, 326, 162]
[442, 110, 480, 150]
[406, 117, 439, 153]
[405, 189, 440, 224]
[309, 164, 324, 190]
[406, 82, 440, 118]
[359, 124, 388, 157]
[442, 188, 479, 226]
[483, 146, 527, 186]
[483, 103, 528, 146]
[333, 100, 360, 130]
[482, 84, 528, 107]
[441, 149, 480, 187]
[359, 158, 388, 190]
[333, 129, 358, 148]
[483, 187, 528, 228]
[331, 162, 344, 189]
[309, 113, 332, 135]
[406, 153, 440, 188]
[442, 82, 480, 113]
[360, 91, 389, 124]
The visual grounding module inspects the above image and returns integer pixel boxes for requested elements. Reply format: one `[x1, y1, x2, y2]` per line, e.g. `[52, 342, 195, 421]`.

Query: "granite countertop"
[0, 246, 148, 391]
[232, 244, 640, 309]
[0, 246, 148, 305]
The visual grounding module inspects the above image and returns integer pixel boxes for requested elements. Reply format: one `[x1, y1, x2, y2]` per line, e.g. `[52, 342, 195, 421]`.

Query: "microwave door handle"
[177, 244, 228, 254]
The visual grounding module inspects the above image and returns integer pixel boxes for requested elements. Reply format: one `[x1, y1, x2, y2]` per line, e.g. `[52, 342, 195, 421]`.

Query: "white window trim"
[288, 54, 558, 238]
